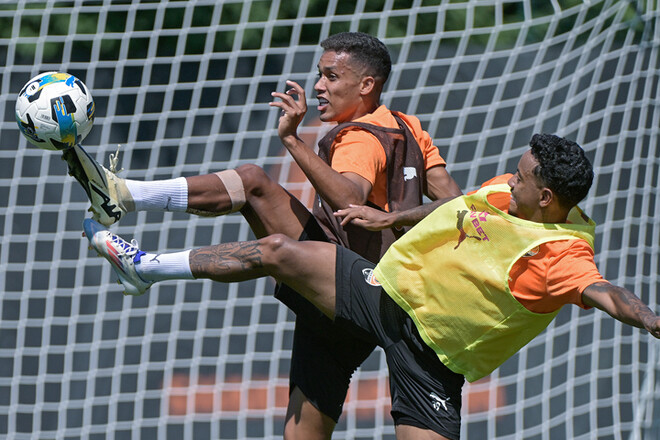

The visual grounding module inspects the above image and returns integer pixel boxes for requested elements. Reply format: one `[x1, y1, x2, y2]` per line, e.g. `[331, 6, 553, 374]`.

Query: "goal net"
[1, 0, 659, 439]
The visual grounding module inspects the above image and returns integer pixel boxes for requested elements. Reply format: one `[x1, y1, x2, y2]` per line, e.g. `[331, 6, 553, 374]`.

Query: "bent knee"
[235, 164, 275, 197]
[258, 234, 297, 266]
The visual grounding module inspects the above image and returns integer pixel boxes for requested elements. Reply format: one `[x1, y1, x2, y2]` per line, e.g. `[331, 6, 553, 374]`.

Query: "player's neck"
[531, 207, 569, 224]
[341, 100, 380, 123]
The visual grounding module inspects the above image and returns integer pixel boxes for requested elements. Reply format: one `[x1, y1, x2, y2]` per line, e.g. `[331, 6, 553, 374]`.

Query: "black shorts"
[274, 216, 376, 422]
[334, 246, 465, 439]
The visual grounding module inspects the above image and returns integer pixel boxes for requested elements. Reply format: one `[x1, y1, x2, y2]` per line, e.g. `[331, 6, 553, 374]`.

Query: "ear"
[360, 76, 376, 96]
[539, 187, 554, 208]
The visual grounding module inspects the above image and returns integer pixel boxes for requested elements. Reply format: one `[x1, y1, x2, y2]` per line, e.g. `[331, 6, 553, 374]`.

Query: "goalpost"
[1, 1, 658, 439]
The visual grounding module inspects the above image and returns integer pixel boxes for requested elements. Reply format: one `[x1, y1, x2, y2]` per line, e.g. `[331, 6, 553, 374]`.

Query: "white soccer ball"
[15, 71, 95, 151]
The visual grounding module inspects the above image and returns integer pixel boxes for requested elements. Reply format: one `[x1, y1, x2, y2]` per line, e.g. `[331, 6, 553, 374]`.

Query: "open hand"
[334, 204, 395, 231]
[269, 80, 307, 142]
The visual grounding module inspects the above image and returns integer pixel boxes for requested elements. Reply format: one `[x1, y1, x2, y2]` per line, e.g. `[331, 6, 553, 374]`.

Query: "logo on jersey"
[430, 392, 450, 412]
[454, 207, 492, 249]
[523, 246, 539, 257]
[454, 210, 482, 249]
[403, 167, 417, 181]
[362, 268, 381, 286]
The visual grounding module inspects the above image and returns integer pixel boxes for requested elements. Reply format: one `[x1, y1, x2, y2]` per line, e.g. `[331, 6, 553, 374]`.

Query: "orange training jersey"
[328, 105, 445, 211]
[478, 174, 605, 313]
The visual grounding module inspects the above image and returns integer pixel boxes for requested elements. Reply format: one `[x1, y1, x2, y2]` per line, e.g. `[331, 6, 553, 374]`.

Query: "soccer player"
[64, 32, 461, 438]
[82, 134, 660, 440]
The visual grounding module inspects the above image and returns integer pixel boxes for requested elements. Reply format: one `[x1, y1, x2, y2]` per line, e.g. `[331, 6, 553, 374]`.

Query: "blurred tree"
[7, 1, 646, 65]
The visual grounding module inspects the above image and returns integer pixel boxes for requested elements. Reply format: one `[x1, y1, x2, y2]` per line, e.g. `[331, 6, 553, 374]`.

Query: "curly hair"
[320, 32, 392, 83]
[529, 133, 594, 208]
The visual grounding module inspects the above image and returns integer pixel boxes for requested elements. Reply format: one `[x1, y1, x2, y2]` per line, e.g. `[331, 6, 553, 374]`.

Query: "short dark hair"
[529, 133, 594, 208]
[320, 32, 392, 83]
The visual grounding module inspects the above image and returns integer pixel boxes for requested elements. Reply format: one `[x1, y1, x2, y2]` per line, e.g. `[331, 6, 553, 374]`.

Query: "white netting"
[0, 0, 658, 439]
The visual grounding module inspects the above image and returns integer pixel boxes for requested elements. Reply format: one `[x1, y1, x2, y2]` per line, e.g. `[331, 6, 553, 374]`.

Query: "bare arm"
[582, 282, 660, 338]
[270, 80, 370, 209]
[334, 165, 462, 230]
[425, 165, 462, 201]
[334, 196, 458, 230]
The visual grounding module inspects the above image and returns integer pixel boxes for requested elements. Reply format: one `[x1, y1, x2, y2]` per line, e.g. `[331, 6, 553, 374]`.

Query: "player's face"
[507, 150, 544, 220]
[314, 51, 366, 123]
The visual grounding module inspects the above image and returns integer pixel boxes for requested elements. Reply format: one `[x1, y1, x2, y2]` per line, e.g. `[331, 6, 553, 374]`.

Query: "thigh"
[395, 424, 453, 440]
[237, 169, 314, 240]
[284, 387, 336, 439]
[269, 239, 339, 319]
[332, 246, 392, 345]
[275, 216, 331, 317]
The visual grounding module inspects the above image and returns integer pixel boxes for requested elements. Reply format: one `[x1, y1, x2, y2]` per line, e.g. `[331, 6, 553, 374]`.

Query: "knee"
[258, 234, 297, 268]
[235, 164, 274, 197]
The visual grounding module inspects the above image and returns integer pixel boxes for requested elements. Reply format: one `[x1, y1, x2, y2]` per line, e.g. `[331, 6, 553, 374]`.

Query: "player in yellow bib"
[84, 134, 660, 440]
[373, 181, 595, 382]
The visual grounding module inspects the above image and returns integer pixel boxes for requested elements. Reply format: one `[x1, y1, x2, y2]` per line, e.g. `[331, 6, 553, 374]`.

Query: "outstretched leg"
[188, 234, 337, 317]
[65, 145, 313, 239]
[84, 219, 337, 316]
[187, 164, 313, 239]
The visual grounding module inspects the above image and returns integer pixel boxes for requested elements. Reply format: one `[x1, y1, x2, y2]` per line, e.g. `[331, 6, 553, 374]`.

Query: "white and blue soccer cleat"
[63, 144, 134, 226]
[83, 218, 152, 295]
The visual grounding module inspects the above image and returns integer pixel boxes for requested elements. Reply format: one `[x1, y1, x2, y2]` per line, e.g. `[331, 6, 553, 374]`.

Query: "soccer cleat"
[62, 144, 134, 226]
[83, 218, 152, 295]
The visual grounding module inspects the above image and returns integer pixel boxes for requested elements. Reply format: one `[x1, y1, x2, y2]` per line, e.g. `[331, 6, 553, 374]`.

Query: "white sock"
[136, 250, 194, 282]
[125, 177, 188, 212]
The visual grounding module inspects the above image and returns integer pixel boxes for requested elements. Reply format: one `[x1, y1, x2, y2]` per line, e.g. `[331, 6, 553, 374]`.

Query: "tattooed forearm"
[616, 287, 656, 328]
[189, 241, 264, 281]
[588, 282, 659, 333]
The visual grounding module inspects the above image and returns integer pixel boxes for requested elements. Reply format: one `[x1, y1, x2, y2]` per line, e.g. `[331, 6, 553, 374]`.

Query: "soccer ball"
[15, 72, 95, 151]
